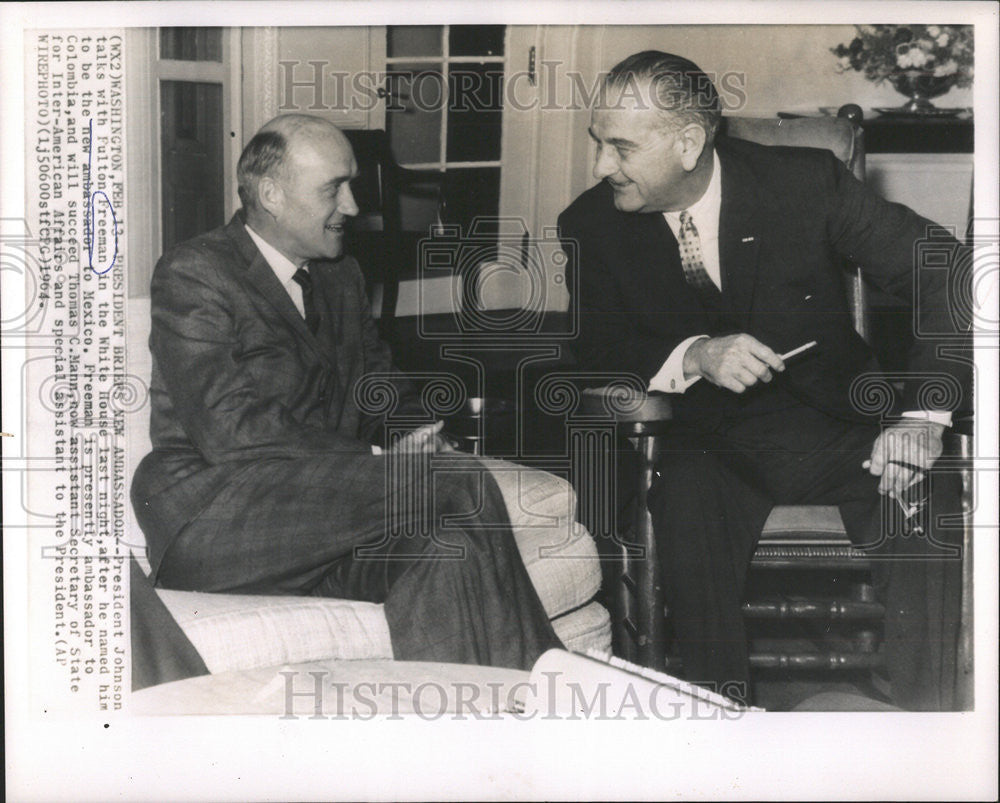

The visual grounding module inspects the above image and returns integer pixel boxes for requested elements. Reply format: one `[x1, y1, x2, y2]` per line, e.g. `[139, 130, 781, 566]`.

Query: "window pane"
[159, 28, 222, 61]
[386, 65, 444, 165]
[160, 81, 225, 250]
[449, 25, 505, 57]
[388, 26, 442, 58]
[447, 63, 503, 162]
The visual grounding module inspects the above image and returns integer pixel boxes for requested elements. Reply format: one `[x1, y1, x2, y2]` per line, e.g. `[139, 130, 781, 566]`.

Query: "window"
[126, 28, 242, 294]
[385, 26, 506, 242]
[155, 28, 240, 252]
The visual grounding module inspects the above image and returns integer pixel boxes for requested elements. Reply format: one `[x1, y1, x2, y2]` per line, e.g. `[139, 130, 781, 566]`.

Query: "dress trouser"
[156, 452, 563, 671]
[646, 397, 963, 711]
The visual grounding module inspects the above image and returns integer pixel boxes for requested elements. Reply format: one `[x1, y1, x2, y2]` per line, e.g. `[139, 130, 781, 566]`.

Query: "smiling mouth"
[325, 223, 345, 232]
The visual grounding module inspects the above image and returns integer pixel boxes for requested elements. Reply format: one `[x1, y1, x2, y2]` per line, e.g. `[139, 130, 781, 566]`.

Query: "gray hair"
[236, 129, 289, 212]
[602, 51, 722, 143]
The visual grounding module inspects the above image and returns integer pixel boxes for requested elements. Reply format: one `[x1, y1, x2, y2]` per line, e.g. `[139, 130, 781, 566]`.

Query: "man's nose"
[593, 144, 618, 181]
[338, 183, 359, 217]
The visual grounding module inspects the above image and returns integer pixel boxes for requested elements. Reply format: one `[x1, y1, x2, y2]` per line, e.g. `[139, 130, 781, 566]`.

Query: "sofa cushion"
[159, 591, 393, 673]
[552, 601, 612, 656]
[161, 587, 610, 675]
[476, 457, 600, 617]
[150, 454, 603, 674]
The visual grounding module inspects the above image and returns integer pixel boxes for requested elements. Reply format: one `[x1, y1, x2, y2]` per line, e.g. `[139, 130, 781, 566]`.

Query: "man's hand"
[864, 419, 946, 498]
[387, 420, 454, 454]
[683, 334, 785, 393]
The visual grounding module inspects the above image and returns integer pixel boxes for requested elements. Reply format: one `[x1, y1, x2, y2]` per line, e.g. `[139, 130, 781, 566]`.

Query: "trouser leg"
[312, 456, 563, 670]
[647, 434, 772, 699]
[160, 452, 561, 671]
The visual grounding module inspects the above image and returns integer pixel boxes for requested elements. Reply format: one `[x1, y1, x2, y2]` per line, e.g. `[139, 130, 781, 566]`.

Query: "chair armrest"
[577, 387, 674, 437]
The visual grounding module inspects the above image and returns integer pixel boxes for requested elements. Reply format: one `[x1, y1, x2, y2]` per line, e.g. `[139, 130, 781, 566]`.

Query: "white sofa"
[126, 297, 611, 675]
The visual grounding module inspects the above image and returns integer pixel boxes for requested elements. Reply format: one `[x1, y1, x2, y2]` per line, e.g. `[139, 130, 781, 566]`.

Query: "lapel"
[716, 140, 762, 325]
[626, 208, 682, 307]
[223, 214, 334, 368]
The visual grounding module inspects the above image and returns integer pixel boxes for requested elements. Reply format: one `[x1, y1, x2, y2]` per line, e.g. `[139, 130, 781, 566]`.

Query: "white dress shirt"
[644, 152, 950, 426]
[245, 224, 307, 319]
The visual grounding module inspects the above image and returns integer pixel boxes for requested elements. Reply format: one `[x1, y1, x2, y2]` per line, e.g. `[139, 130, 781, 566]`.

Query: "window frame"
[385, 25, 507, 172]
[125, 27, 242, 296]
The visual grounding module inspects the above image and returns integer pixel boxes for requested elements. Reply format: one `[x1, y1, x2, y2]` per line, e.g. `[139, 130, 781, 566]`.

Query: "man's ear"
[257, 175, 284, 219]
[678, 124, 708, 172]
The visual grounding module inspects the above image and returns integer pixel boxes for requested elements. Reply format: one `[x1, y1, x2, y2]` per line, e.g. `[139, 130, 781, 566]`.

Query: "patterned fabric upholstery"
[160, 591, 609, 674]
[760, 505, 846, 540]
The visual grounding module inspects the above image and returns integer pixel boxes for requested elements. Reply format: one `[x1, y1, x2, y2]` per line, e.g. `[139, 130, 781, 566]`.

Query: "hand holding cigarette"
[684, 335, 816, 394]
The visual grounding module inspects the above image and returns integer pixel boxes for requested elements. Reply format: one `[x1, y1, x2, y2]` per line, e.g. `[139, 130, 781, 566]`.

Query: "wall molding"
[246, 27, 279, 134]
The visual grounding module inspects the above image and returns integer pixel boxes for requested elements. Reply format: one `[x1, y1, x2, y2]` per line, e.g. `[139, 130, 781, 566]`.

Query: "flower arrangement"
[831, 25, 974, 88]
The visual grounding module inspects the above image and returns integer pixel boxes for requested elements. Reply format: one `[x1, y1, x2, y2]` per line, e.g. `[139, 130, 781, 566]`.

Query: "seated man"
[131, 113, 563, 671]
[558, 51, 970, 709]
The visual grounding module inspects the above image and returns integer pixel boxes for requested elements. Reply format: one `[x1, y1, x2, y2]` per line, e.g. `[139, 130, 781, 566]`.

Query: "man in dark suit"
[131, 114, 562, 670]
[558, 51, 970, 709]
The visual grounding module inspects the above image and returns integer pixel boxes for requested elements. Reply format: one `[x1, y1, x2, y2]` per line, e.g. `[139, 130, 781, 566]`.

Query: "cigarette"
[780, 341, 817, 361]
[682, 339, 818, 391]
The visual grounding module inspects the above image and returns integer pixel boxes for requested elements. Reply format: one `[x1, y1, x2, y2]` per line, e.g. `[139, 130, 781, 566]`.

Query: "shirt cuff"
[901, 410, 952, 427]
[371, 444, 383, 455]
[648, 335, 708, 394]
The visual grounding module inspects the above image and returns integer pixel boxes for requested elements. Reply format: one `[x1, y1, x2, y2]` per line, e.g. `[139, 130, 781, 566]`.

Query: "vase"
[887, 71, 958, 114]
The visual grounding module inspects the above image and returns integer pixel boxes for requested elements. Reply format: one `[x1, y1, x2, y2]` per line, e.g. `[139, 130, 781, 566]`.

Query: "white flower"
[936, 33, 950, 47]
[927, 25, 941, 37]
[933, 59, 958, 77]
[897, 47, 929, 69]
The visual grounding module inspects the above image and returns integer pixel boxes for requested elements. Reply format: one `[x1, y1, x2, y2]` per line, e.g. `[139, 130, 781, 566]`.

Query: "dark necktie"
[677, 210, 718, 294]
[292, 265, 319, 334]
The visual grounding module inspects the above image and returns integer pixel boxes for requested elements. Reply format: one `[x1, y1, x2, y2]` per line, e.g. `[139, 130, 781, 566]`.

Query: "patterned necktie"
[677, 210, 717, 293]
[292, 266, 320, 334]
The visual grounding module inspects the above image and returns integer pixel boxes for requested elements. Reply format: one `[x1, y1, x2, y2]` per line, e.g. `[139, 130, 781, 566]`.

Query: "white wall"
[595, 25, 972, 118]
[557, 25, 974, 207]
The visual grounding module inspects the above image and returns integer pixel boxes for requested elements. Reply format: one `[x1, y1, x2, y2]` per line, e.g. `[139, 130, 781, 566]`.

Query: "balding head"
[237, 114, 359, 264]
[237, 114, 352, 214]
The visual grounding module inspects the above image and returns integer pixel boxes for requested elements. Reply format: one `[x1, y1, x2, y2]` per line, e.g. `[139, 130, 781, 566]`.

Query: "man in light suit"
[558, 51, 970, 709]
[131, 114, 562, 670]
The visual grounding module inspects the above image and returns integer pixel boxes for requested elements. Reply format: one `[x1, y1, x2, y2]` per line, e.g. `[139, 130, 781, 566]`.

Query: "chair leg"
[956, 431, 974, 708]
[849, 579, 880, 655]
[613, 551, 639, 664]
[632, 433, 666, 670]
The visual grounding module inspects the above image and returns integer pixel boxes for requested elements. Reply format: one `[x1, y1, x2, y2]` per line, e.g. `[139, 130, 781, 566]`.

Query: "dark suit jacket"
[131, 214, 415, 578]
[557, 136, 969, 426]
